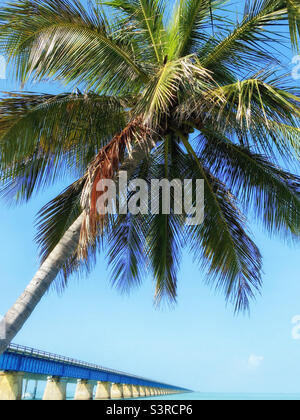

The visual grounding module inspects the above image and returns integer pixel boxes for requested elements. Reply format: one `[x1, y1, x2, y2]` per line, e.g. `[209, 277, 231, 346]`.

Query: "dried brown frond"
[78, 118, 152, 259]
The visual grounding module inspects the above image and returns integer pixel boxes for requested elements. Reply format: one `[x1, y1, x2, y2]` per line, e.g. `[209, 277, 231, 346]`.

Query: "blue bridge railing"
[0, 343, 188, 391]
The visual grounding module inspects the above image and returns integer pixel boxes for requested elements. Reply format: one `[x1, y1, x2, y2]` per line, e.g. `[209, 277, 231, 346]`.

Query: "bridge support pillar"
[0, 371, 23, 400]
[43, 376, 66, 400]
[32, 380, 38, 400]
[139, 386, 145, 397]
[23, 378, 29, 398]
[132, 385, 139, 398]
[74, 379, 94, 400]
[111, 383, 123, 399]
[122, 383, 133, 398]
[95, 381, 111, 400]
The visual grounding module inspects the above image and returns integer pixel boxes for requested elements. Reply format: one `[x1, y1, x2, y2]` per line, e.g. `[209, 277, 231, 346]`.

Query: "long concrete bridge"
[0, 344, 189, 400]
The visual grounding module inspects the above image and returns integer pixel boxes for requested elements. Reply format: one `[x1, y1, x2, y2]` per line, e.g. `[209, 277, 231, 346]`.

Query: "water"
[25, 391, 300, 401]
[139, 392, 300, 400]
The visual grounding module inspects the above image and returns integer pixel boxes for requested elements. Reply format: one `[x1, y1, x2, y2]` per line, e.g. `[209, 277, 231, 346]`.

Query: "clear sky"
[0, 0, 300, 394]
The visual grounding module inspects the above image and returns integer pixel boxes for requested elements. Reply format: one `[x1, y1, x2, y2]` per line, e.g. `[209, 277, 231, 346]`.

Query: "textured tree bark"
[0, 136, 156, 355]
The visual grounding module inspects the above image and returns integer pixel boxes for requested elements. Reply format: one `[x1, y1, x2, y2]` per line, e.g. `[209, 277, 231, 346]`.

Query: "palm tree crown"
[0, 0, 299, 315]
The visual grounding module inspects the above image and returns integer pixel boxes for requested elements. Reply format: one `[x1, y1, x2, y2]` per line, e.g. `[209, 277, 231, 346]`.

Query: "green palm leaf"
[105, 154, 152, 293]
[101, 0, 167, 64]
[208, 75, 300, 125]
[107, 213, 148, 293]
[168, 0, 225, 59]
[138, 56, 215, 125]
[197, 130, 300, 239]
[286, 0, 300, 51]
[0, 92, 127, 200]
[181, 135, 262, 312]
[145, 138, 185, 303]
[0, 0, 148, 91]
[200, 0, 293, 71]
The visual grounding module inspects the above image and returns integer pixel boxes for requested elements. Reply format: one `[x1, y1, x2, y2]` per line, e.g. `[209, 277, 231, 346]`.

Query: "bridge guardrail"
[6, 343, 181, 389]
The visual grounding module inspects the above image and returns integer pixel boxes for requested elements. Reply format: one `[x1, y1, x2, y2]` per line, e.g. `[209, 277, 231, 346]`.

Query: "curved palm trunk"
[0, 136, 156, 356]
[0, 214, 83, 355]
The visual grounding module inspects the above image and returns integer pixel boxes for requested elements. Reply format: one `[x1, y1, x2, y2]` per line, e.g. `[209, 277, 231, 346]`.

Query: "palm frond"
[147, 211, 183, 304]
[200, 0, 290, 72]
[0, 91, 127, 166]
[0, 0, 148, 92]
[202, 73, 300, 134]
[168, 0, 225, 59]
[0, 150, 67, 203]
[0, 91, 127, 201]
[101, 0, 167, 64]
[105, 144, 154, 293]
[286, 0, 300, 51]
[138, 56, 215, 125]
[195, 74, 300, 162]
[197, 130, 300, 240]
[145, 138, 186, 304]
[106, 213, 148, 293]
[181, 135, 262, 312]
[264, 121, 300, 159]
[79, 118, 152, 259]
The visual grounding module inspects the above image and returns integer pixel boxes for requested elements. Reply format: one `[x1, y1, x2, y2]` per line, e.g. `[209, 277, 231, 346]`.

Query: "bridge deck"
[0, 344, 187, 390]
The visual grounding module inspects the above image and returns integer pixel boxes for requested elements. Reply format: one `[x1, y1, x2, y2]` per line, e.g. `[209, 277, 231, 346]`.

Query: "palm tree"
[0, 0, 299, 355]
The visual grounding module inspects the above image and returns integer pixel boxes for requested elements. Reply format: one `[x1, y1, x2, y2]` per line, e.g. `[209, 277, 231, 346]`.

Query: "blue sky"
[0, 0, 300, 394]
